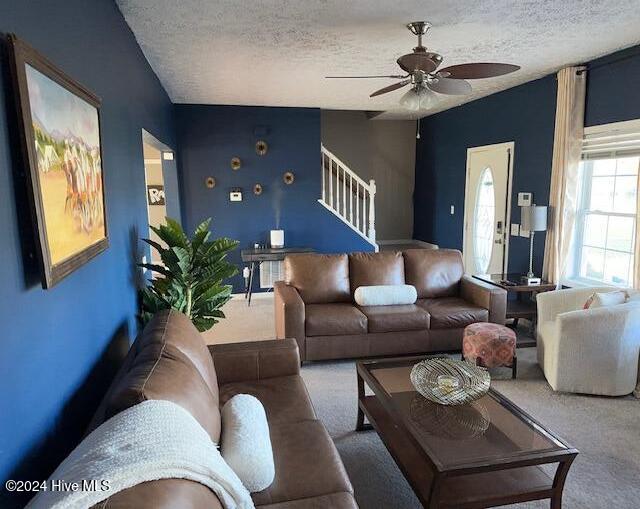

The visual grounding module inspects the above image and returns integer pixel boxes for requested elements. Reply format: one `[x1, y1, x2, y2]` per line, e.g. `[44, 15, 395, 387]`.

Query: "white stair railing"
[319, 144, 377, 247]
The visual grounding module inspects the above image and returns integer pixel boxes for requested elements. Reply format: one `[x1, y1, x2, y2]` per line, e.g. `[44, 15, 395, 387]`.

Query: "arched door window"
[473, 167, 495, 273]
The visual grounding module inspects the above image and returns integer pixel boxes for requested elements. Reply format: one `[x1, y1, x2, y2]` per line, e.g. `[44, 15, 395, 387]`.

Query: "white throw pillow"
[583, 290, 628, 309]
[354, 284, 417, 306]
[221, 394, 274, 492]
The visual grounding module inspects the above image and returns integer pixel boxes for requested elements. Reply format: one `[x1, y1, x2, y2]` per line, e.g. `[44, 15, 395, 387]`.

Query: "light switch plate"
[518, 192, 532, 207]
[510, 223, 520, 236]
[520, 228, 530, 238]
[450, 205, 455, 215]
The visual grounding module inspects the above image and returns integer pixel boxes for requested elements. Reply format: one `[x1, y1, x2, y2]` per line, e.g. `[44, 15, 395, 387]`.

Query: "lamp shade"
[521, 205, 547, 232]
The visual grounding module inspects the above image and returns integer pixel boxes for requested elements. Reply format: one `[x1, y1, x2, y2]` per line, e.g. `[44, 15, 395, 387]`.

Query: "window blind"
[582, 123, 640, 159]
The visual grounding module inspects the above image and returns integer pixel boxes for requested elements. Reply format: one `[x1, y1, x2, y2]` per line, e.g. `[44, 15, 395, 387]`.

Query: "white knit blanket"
[26, 400, 254, 509]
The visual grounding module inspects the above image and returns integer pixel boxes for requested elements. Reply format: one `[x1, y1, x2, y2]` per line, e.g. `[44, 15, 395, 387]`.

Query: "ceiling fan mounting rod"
[407, 21, 431, 50]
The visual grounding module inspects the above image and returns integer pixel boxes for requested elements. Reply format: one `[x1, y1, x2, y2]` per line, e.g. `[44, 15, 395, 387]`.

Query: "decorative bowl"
[410, 358, 490, 406]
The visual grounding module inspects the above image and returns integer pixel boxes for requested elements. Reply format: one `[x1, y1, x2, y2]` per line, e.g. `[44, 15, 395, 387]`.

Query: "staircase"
[319, 144, 378, 250]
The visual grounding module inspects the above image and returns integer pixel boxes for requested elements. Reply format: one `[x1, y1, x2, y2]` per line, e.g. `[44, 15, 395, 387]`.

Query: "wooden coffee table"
[356, 356, 578, 508]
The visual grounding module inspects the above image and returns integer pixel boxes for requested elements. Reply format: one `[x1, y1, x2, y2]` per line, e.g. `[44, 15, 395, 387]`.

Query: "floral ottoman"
[462, 322, 517, 378]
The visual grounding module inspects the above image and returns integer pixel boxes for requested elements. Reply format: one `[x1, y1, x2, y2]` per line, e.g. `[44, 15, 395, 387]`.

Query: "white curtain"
[635, 168, 640, 289]
[542, 66, 587, 285]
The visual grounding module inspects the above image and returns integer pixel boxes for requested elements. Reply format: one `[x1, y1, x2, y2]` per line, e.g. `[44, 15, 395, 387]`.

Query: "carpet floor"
[300, 347, 640, 509]
[203, 295, 276, 344]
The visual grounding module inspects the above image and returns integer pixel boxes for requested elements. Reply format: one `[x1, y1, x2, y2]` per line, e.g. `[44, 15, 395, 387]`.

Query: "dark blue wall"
[0, 0, 175, 503]
[414, 76, 556, 274]
[176, 105, 374, 293]
[584, 46, 640, 127]
[414, 45, 640, 275]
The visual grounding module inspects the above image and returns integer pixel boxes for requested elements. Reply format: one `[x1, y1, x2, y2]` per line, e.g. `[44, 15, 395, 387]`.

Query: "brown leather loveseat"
[274, 249, 506, 362]
[84, 310, 357, 508]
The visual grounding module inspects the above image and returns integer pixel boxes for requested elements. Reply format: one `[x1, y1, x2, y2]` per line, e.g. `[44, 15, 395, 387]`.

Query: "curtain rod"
[576, 48, 640, 75]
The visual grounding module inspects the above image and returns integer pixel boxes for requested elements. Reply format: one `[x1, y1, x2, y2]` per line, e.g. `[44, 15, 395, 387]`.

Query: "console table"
[240, 247, 314, 306]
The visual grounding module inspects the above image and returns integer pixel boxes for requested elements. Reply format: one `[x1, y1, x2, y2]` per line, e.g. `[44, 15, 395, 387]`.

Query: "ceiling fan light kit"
[400, 86, 437, 111]
[326, 21, 520, 112]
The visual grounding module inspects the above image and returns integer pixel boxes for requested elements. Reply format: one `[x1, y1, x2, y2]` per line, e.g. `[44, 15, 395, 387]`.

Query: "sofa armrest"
[536, 286, 613, 324]
[460, 275, 507, 324]
[274, 280, 306, 360]
[209, 338, 300, 384]
[557, 303, 640, 347]
[549, 303, 640, 394]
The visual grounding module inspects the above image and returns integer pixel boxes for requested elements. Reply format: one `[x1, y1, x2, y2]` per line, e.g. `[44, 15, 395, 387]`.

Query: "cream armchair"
[536, 287, 640, 396]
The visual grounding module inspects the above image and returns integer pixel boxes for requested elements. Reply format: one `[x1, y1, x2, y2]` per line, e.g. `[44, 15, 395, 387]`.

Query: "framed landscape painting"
[8, 35, 108, 288]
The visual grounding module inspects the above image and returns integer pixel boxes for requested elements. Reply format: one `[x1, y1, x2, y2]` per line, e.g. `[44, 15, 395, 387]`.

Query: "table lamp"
[521, 205, 547, 285]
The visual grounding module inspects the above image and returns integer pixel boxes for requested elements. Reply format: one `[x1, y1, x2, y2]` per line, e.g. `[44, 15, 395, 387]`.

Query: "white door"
[463, 142, 514, 274]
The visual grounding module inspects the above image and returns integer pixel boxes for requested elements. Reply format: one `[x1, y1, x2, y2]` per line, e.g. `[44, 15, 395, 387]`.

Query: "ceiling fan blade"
[370, 79, 411, 97]
[427, 77, 472, 95]
[438, 63, 520, 79]
[325, 75, 407, 79]
[397, 53, 438, 74]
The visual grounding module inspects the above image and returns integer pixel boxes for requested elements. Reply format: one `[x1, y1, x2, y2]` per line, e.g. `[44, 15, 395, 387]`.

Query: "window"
[567, 120, 640, 287]
[473, 167, 495, 273]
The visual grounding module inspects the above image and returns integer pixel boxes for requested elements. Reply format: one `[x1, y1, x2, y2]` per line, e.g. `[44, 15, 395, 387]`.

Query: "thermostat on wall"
[230, 188, 243, 202]
[518, 192, 532, 207]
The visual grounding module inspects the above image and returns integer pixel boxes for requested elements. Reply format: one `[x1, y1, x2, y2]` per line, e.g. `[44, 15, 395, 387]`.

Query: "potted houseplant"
[139, 217, 239, 332]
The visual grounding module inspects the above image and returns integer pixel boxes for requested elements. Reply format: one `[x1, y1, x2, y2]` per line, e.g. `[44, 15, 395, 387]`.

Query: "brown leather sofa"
[275, 249, 507, 362]
[84, 310, 357, 508]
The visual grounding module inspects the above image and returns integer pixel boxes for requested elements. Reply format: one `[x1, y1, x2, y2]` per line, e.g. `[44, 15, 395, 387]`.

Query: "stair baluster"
[318, 144, 377, 249]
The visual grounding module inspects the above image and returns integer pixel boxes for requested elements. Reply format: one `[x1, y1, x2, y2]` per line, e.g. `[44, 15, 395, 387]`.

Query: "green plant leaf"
[138, 217, 238, 331]
[141, 238, 166, 253]
[138, 263, 171, 276]
[191, 219, 212, 254]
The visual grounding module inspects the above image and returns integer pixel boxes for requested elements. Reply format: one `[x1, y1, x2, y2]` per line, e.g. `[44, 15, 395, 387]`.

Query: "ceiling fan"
[326, 21, 520, 110]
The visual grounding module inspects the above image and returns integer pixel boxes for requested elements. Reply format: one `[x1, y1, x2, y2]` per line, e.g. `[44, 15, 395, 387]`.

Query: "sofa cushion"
[251, 420, 353, 506]
[104, 342, 222, 442]
[137, 310, 220, 399]
[349, 251, 405, 294]
[256, 492, 358, 509]
[94, 479, 223, 509]
[219, 375, 317, 425]
[285, 254, 351, 304]
[404, 249, 464, 298]
[305, 303, 368, 337]
[418, 297, 488, 329]
[358, 304, 430, 333]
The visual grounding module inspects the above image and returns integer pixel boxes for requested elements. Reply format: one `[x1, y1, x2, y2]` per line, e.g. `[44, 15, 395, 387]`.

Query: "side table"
[473, 273, 556, 341]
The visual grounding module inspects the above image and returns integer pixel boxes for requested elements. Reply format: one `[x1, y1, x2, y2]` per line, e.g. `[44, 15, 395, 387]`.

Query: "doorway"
[463, 142, 514, 275]
[142, 130, 180, 264]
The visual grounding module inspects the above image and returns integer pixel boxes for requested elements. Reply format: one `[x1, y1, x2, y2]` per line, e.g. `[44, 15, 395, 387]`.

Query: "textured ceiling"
[117, 0, 640, 119]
